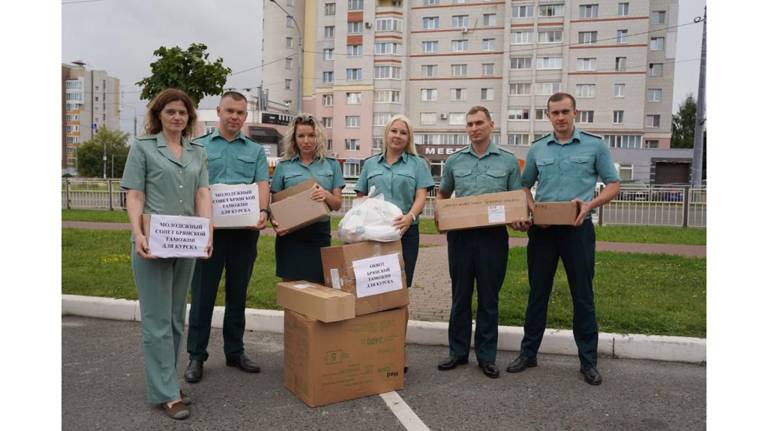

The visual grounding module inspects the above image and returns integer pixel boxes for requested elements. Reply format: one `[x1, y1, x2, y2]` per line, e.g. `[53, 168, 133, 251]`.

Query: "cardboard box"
[321, 241, 409, 316]
[141, 214, 210, 258]
[434, 190, 529, 232]
[276, 281, 355, 323]
[533, 201, 580, 225]
[283, 307, 406, 407]
[210, 183, 260, 228]
[269, 179, 330, 234]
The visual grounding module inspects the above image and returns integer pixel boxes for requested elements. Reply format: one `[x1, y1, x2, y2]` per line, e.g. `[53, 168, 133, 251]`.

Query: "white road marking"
[380, 391, 430, 431]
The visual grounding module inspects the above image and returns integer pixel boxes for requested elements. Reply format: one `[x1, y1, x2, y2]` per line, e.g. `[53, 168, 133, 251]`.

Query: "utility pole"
[691, 8, 706, 186]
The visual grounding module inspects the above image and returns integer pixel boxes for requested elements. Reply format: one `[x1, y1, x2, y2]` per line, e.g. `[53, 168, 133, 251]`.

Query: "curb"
[62, 295, 705, 364]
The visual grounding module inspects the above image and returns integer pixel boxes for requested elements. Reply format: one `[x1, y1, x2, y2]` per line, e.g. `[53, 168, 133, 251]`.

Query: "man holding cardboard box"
[436, 106, 524, 379]
[184, 92, 270, 383]
[506, 92, 620, 386]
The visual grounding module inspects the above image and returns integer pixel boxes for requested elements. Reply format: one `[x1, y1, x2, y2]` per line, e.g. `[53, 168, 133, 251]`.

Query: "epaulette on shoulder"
[135, 135, 154, 141]
[498, 146, 516, 156]
[192, 132, 211, 143]
[530, 134, 549, 145]
[581, 130, 604, 140]
[242, 135, 258, 145]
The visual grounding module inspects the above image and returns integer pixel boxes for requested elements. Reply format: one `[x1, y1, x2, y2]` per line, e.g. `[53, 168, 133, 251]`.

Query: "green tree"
[671, 94, 697, 149]
[136, 43, 231, 105]
[76, 128, 130, 178]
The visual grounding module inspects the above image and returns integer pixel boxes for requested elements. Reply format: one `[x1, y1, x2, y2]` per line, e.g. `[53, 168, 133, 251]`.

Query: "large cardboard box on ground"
[283, 307, 407, 407]
[320, 241, 409, 316]
[533, 201, 580, 225]
[269, 180, 330, 234]
[209, 183, 260, 228]
[141, 214, 210, 258]
[434, 190, 529, 232]
[276, 281, 355, 323]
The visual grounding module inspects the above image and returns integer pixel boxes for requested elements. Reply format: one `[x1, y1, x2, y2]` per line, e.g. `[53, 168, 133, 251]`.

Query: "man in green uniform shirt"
[184, 91, 270, 383]
[506, 92, 620, 385]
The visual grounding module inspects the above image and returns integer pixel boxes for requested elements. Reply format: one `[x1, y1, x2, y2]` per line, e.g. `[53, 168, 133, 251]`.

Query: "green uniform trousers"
[131, 243, 196, 404]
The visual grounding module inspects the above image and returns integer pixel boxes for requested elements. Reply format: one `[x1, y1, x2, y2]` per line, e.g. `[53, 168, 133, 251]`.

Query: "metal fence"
[62, 179, 706, 228]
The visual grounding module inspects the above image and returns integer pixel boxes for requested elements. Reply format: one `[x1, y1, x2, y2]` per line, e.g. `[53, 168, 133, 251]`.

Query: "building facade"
[62, 63, 120, 175]
[263, 0, 687, 184]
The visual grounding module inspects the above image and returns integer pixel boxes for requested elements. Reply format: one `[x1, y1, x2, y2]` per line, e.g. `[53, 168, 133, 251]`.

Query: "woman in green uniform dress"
[121, 88, 212, 420]
[270, 114, 344, 283]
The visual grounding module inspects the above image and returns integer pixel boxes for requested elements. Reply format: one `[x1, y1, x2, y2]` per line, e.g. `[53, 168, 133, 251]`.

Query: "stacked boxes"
[434, 190, 529, 232]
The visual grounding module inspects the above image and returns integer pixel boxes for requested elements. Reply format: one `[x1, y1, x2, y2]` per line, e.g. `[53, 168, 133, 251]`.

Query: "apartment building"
[62, 62, 120, 174]
[263, 0, 688, 184]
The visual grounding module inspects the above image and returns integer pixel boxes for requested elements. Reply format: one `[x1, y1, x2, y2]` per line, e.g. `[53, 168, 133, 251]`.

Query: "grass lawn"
[63, 209, 706, 245]
[63, 228, 705, 337]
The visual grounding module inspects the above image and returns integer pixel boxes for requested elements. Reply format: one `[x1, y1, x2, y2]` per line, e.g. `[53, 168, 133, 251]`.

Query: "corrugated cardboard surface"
[276, 281, 355, 323]
[269, 179, 330, 234]
[283, 307, 406, 407]
[533, 201, 580, 225]
[210, 183, 261, 228]
[435, 190, 528, 232]
[320, 241, 409, 316]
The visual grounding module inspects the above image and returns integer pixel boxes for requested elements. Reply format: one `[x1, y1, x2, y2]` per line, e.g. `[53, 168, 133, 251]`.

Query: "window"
[450, 88, 466, 101]
[375, 90, 400, 103]
[373, 137, 383, 150]
[346, 116, 361, 128]
[535, 108, 547, 120]
[286, 37, 294, 48]
[577, 57, 596, 71]
[324, 48, 334, 60]
[649, 63, 664, 77]
[510, 56, 532, 69]
[535, 81, 561, 95]
[539, 4, 564, 17]
[422, 64, 438, 77]
[346, 68, 362, 81]
[509, 82, 531, 95]
[646, 139, 659, 149]
[287, 16, 294, 27]
[375, 42, 401, 55]
[482, 38, 496, 51]
[452, 15, 469, 28]
[374, 65, 401, 79]
[284, 78, 292, 90]
[344, 160, 361, 177]
[376, 18, 402, 32]
[346, 92, 362, 104]
[322, 94, 333, 106]
[423, 0, 439, 4]
[619, 164, 633, 181]
[347, 45, 361, 56]
[605, 135, 642, 149]
[451, 40, 468, 52]
[345, 139, 361, 150]
[285, 58, 293, 69]
[614, 83, 625, 97]
[422, 41, 438, 53]
[420, 112, 437, 125]
[482, 63, 495, 76]
[647, 88, 662, 102]
[645, 114, 660, 128]
[577, 111, 594, 123]
[324, 3, 336, 16]
[576, 84, 595, 98]
[421, 88, 437, 101]
[322, 117, 333, 128]
[374, 112, 393, 126]
[613, 110, 624, 124]
[508, 134, 529, 146]
[615, 57, 627, 72]
[511, 31, 532, 44]
[536, 56, 562, 70]
[483, 14, 496, 26]
[423, 16, 439, 29]
[348, 21, 363, 34]
[481, 88, 495, 101]
[508, 109, 530, 120]
[451, 64, 467, 77]
[448, 113, 465, 125]
[651, 10, 666, 24]
[512, 5, 533, 18]
[650, 37, 665, 51]
[617, 29, 628, 44]
[538, 30, 562, 43]
[579, 4, 599, 18]
[323, 71, 334, 83]
[578, 31, 597, 44]
[618, 2, 629, 16]
[324, 26, 335, 38]
[348, 0, 363, 10]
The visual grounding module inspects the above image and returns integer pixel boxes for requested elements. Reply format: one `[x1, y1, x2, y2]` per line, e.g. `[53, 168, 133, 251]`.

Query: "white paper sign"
[330, 268, 342, 290]
[487, 205, 506, 224]
[148, 215, 210, 258]
[293, 284, 310, 289]
[210, 183, 260, 227]
[351, 253, 403, 298]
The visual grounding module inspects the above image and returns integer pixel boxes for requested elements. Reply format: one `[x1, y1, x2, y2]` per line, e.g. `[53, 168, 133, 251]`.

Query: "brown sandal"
[162, 400, 190, 420]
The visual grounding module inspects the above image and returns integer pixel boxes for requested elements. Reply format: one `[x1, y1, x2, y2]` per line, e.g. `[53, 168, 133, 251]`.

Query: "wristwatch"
[260, 208, 271, 217]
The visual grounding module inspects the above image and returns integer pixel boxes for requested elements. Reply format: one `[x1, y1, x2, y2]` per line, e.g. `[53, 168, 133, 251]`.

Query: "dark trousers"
[187, 229, 259, 361]
[520, 220, 598, 368]
[401, 224, 420, 288]
[447, 226, 508, 364]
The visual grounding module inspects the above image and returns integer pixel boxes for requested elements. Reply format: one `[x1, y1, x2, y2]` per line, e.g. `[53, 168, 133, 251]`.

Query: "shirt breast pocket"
[394, 171, 416, 190]
[235, 155, 256, 180]
[207, 152, 224, 176]
[535, 158, 555, 180]
[313, 169, 334, 190]
[567, 155, 595, 176]
[479, 168, 508, 191]
[283, 172, 306, 188]
[365, 171, 384, 194]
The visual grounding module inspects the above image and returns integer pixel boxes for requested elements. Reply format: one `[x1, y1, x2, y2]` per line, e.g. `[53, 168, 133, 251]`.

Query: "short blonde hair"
[382, 114, 417, 157]
[281, 113, 327, 160]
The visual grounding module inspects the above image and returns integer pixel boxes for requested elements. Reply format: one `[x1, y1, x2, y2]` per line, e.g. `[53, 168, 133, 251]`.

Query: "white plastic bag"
[338, 187, 403, 243]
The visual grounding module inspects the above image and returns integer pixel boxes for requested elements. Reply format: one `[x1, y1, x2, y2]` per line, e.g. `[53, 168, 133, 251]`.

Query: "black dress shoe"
[506, 355, 538, 373]
[580, 366, 603, 385]
[479, 362, 500, 379]
[184, 359, 203, 383]
[437, 356, 469, 371]
[226, 353, 261, 373]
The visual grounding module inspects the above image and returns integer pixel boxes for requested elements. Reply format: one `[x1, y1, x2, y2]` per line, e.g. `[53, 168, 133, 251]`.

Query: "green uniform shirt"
[120, 133, 209, 216]
[271, 155, 345, 193]
[355, 152, 435, 223]
[196, 129, 269, 185]
[439, 143, 522, 197]
[521, 128, 619, 203]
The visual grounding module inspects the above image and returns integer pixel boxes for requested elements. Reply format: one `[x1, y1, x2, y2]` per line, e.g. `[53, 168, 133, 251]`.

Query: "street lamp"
[269, 0, 303, 114]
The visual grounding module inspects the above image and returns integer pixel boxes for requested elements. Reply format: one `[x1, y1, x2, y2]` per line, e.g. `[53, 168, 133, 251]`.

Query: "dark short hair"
[547, 92, 577, 111]
[221, 91, 247, 103]
[144, 88, 197, 137]
[466, 105, 492, 122]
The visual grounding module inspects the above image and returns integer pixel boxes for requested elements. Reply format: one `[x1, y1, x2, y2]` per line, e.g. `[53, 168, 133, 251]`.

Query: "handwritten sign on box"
[143, 214, 210, 258]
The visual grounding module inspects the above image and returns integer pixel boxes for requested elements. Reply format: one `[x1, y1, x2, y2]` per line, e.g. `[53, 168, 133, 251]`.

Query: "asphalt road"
[63, 316, 705, 430]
